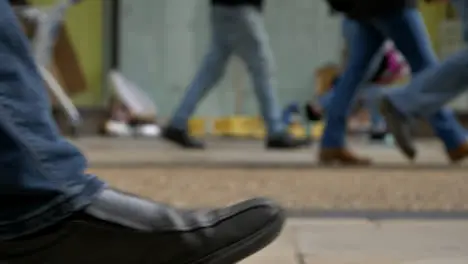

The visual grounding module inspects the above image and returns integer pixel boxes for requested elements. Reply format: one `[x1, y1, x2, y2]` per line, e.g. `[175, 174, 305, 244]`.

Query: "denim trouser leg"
[169, 9, 232, 131]
[388, 49, 468, 117]
[0, 1, 104, 240]
[321, 19, 385, 148]
[318, 84, 385, 131]
[361, 85, 386, 130]
[233, 7, 284, 137]
[376, 8, 467, 150]
[318, 90, 335, 111]
[343, 16, 388, 131]
[169, 41, 231, 130]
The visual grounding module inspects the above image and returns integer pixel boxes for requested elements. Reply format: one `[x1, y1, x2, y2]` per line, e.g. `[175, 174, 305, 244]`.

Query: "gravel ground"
[90, 167, 468, 211]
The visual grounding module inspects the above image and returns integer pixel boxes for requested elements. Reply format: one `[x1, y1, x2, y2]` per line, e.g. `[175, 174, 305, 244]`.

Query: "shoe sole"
[191, 207, 286, 264]
[267, 139, 313, 150]
[380, 98, 416, 161]
[162, 133, 205, 150]
[319, 160, 371, 166]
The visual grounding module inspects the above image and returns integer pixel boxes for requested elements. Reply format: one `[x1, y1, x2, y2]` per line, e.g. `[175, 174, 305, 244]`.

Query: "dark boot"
[380, 97, 416, 160]
[162, 126, 205, 149]
[0, 188, 285, 264]
[368, 130, 387, 142]
[304, 103, 323, 121]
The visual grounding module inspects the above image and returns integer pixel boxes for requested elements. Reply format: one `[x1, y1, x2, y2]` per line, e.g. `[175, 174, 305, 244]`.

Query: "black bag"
[326, 0, 354, 13]
[326, 0, 417, 19]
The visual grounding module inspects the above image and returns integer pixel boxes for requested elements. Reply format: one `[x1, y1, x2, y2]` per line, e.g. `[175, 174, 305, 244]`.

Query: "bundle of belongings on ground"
[101, 71, 161, 137]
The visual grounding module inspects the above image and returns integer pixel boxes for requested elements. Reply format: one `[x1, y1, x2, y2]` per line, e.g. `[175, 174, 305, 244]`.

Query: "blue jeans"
[341, 17, 387, 132]
[318, 84, 385, 131]
[169, 6, 284, 138]
[321, 8, 467, 150]
[0, 1, 104, 240]
[387, 0, 468, 123]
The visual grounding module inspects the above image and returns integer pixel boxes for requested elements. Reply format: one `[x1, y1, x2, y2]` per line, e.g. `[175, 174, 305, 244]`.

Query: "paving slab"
[402, 259, 468, 264]
[240, 255, 298, 264]
[249, 225, 297, 257]
[236, 219, 468, 264]
[239, 224, 298, 264]
[295, 219, 468, 263]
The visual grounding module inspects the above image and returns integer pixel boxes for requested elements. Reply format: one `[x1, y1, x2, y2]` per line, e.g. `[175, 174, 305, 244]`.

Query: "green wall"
[29, 0, 104, 106]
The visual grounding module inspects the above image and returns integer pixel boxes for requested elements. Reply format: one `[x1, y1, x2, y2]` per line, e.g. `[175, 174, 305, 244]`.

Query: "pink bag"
[375, 42, 409, 84]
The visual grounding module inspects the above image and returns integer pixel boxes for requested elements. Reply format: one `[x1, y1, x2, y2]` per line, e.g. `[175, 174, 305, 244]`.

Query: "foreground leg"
[0, 0, 104, 240]
[361, 85, 387, 140]
[0, 2, 285, 263]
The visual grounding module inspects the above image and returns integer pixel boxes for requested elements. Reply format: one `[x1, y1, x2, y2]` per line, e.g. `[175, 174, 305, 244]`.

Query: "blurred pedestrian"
[381, 0, 468, 163]
[310, 34, 409, 142]
[163, 0, 309, 149]
[320, 0, 467, 165]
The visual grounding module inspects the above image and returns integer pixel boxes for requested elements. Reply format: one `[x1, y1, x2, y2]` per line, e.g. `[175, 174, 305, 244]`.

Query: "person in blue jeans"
[317, 75, 388, 140]
[163, 0, 308, 149]
[321, 0, 468, 165]
[0, 1, 285, 262]
[314, 37, 406, 141]
[382, 0, 468, 163]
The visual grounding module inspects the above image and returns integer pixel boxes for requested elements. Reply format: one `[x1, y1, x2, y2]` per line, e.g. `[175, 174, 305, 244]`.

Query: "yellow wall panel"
[29, 0, 104, 106]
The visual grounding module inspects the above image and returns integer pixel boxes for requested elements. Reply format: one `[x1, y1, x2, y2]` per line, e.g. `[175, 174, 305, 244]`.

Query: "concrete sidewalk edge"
[87, 161, 467, 170]
[287, 209, 468, 220]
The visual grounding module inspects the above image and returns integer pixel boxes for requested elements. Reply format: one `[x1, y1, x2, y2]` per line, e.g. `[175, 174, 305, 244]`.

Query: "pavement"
[73, 137, 467, 168]
[72, 137, 468, 212]
[72, 137, 468, 263]
[241, 219, 468, 264]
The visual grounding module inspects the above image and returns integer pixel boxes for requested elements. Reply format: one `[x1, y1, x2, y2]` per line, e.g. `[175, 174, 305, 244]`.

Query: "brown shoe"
[319, 148, 372, 165]
[448, 142, 468, 163]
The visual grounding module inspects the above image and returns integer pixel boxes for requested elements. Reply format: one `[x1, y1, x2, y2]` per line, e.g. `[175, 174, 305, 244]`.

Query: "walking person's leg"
[318, 89, 336, 111]
[0, 2, 285, 262]
[386, 49, 468, 117]
[319, 19, 387, 140]
[233, 6, 309, 148]
[382, 48, 468, 161]
[319, 18, 385, 165]
[375, 7, 468, 161]
[164, 7, 233, 149]
[361, 85, 387, 139]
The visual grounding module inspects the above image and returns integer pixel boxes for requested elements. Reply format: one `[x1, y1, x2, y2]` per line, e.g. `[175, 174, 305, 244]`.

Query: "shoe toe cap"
[213, 197, 285, 236]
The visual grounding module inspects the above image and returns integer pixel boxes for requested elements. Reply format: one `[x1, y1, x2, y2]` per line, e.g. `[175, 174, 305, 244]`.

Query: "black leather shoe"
[162, 126, 205, 149]
[0, 188, 285, 264]
[368, 130, 387, 142]
[304, 103, 323, 121]
[266, 133, 312, 149]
